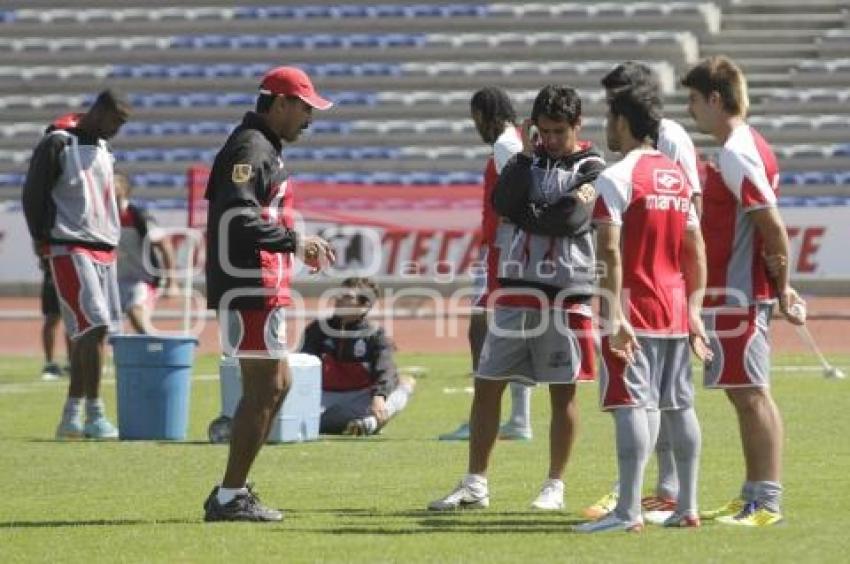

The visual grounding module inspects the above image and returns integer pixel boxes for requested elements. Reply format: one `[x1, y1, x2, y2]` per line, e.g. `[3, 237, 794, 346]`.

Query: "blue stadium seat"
[232, 35, 270, 49]
[345, 34, 382, 48]
[326, 172, 370, 184]
[298, 6, 335, 19]
[264, 6, 298, 19]
[120, 123, 153, 136]
[132, 173, 184, 189]
[441, 4, 487, 18]
[444, 171, 482, 185]
[379, 33, 426, 48]
[169, 64, 206, 78]
[834, 143, 850, 157]
[217, 93, 255, 106]
[182, 93, 218, 107]
[152, 122, 191, 136]
[406, 172, 445, 185]
[373, 5, 408, 18]
[369, 172, 405, 185]
[406, 4, 445, 18]
[359, 63, 401, 76]
[166, 148, 207, 162]
[335, 6, 370, 18]
[188, 121, 231, 135]
[284, 147, 313, 160]
[0, 173, 24, 187]
[308, 34, 345, 49]
[169, 35, 197, 49]
[315, 63, 353, 77]
[332, 91, 377, 106]
[204, 64, 243, 78]
[0, 10, 15, 23]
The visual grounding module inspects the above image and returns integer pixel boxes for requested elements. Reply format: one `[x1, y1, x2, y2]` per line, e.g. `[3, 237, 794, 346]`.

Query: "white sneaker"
[644, 509, 676, 525]
[498, 421, 532, 441]
[531, 479, 564, 510]
[574, 512, 644, 533]
[428, 477, 489, 511]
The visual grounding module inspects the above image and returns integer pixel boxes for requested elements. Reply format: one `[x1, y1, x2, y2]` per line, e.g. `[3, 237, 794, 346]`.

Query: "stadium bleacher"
[0, 0, 849, 198]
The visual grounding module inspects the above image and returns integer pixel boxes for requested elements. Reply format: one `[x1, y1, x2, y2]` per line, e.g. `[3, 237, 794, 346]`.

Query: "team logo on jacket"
[354, 339, 367, 358]
[232, 163, 253, 183]
[654, 169, 684, 194]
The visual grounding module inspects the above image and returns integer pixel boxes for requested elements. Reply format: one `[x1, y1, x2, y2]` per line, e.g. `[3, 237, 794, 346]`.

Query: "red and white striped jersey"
[702, 124, 779, 308]
[593, 148, 699, 337]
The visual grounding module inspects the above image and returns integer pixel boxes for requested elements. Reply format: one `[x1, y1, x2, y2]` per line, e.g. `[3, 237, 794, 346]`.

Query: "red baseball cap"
[259, 66, 332, 111]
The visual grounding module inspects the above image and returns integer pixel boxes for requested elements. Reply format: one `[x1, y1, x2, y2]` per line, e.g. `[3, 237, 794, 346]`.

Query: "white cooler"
[219, 353, 322, 443]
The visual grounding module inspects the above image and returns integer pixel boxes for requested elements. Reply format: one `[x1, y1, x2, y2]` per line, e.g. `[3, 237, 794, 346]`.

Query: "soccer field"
[2, 353, 849, 563]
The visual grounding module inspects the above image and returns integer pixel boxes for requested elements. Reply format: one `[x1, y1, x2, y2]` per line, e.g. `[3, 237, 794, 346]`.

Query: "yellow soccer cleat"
[700, 497, 745, 520]
[581, 490, 619, 520]
[717, 502, 783, 527]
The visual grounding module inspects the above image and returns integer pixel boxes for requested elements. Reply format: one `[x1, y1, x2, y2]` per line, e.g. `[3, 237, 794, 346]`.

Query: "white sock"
[63, 397, 83, 421]
[217, 485, 248, 505]
[464, 473, 487, 487]
[85, 398, 105, 420]
[508, 382, 531, 428]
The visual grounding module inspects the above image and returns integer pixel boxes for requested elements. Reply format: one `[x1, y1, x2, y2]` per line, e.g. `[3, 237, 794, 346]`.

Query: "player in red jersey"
[682, 56, 805, 527]
[576, 82, 709, 532]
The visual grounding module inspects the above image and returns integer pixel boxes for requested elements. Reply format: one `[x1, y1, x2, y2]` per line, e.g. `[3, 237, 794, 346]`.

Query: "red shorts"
[218, 307, 288, 359]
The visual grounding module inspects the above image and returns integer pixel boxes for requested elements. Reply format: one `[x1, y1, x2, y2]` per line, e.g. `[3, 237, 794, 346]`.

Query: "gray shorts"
[702, 304, 772, 388]
[49, 250, 121, 340]
[477, 307, 582, 385]
[600, 336, 693, 411]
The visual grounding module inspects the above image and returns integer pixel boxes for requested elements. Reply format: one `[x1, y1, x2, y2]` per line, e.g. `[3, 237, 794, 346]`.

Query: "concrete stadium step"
[721, 13, 845, 30]
[708, 29, 832, 44]
[724, 0, 850, 14]
[4, 43, 696, 69]
[699, 43, 820, 60]
[0, 15, 714, 38]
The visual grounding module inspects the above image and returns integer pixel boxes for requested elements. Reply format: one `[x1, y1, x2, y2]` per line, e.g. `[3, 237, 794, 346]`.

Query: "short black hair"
[608, 83, 662, 144]
[531, 85, 581, 125]
[601, 61, 660, 97]
[91, 89, 130, 114]
[470, 87, 517, 126]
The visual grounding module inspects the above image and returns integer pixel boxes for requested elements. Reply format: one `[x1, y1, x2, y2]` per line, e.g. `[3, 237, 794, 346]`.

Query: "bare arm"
[596, 224, 638, 363]
[680, 227, 712, 360]
[750, 207, 805, 325]
[152, 237, 179, 294]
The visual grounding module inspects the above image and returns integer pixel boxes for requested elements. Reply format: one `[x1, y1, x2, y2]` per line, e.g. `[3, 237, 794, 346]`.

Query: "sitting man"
[115, 173, 178, 334]
[300, 277, 415, 436]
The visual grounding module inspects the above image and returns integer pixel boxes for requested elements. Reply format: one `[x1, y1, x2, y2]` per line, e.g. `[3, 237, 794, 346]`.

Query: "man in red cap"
[203, 66, 335, 522]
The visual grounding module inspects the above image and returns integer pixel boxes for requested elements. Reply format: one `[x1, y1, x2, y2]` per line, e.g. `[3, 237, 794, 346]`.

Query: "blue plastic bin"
[110, 335, 198, 440]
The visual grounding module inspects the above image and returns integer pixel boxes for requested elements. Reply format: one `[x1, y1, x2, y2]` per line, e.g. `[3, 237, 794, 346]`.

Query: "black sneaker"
[203, 485, 283, 522]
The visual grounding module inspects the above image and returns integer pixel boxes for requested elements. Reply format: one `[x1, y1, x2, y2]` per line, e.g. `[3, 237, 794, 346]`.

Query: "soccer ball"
[208, 415, 232, 444]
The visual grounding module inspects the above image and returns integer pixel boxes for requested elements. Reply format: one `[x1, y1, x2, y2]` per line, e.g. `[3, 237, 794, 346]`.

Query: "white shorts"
[118, 279, 159, 312]
[218, 307, 288, 359]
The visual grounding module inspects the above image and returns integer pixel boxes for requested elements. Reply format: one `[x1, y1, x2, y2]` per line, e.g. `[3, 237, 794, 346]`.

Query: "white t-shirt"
[493, 126, 523, 174]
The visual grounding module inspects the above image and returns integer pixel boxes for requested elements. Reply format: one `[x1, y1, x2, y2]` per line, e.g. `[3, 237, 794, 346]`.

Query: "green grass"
[1, 353, 850, 563]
